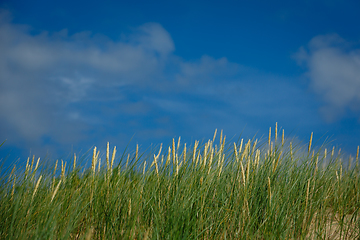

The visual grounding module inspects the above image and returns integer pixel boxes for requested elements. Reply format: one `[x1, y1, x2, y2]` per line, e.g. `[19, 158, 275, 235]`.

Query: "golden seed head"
[51, 179, 62, 202]
[34, 157, 40, 173]
[32, 175, 42, 201]
[308, 132, 313, 154]
[143, 161, 146, 175]
[172, 138, 176, 164]
[183, 143, 186, 163]
[136, 144, 139, 161]
[234, 142, 238, 160]
[111, 146, 117, 172]
[106, 142, 110, 172]
[212, 129, 217, 143]
[220, 129, 223, 146]
[239, 138, 243, 154]
[73, 153, 76, 171]
[30, 155, 35, 173]
[177, 137, 181, 152]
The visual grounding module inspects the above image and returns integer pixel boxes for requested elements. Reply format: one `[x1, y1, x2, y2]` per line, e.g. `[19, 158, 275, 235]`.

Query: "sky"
[1, 0, 360, 168]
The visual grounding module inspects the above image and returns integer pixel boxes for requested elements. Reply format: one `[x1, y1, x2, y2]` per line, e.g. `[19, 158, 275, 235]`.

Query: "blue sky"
[1, 0, 360, 167]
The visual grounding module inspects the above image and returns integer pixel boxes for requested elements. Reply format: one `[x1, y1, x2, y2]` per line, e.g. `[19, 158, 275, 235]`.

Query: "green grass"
[1, 126, 359, 239]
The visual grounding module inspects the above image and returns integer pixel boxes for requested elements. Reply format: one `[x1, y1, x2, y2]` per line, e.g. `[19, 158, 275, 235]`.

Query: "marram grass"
[0, 126, 359, 239]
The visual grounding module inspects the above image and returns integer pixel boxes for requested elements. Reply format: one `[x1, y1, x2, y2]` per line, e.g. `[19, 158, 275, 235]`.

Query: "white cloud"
[294, 34, 360, 122]
[0, 11, 176, 147]
[0, 10, 244, 154]
[0, 9, 323, 160]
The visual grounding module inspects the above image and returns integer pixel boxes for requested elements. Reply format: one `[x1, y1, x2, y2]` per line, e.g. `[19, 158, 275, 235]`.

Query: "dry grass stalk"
[356, 146, 359, 167]
[106, 142, 110, 173]
[111, 145, 116, 174]
[152, 154, 159, 175]
[208, 148, 214, 174]
[273, 151, 282, 172]
[61, 160, 66, 181]
[51, 160, 58, 191]
[255, 149, 260, 168]
[314, 156, 318, 176]
[97, 157, 101, 173]
[143, 161, 146, 175]
[234, 142, 239, 160]
[238, 138, 244, 156]
[212, 129, 217, 143]
[51, 179, 62, 202]
[275, 122, 278, 143]
[30, 155, 35, 174]
[183, 143, 186, 163]
[196, 153, 201, 168]
[324, 148, 327, 160]
[251, 139, 257, 156]
[308, 132, 313, 154]
[192, 141, 198, 163]
[204, 141, 209, 168]
[32, 175, 42, 201]
[175, 154, 179, 176]
[268, 127, 271, 154]
[128, 198, 132, 217]
[218, 154, 225, 177]
[166, 146, 171, 168]
[73, 153, 76, 171]
[177, 137, 181, 153]
[220, 129, 223, 147]
[172, 138, 176, 167]
[240, 161, 246, 187]
[92, 147, 97, 175]
[136, 144, 139, 161]
[25, 157, 30, 178]
[34, 157, 40, 173]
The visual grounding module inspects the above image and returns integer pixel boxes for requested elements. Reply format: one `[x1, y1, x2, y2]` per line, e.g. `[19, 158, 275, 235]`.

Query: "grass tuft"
[0, 125, 359, 239]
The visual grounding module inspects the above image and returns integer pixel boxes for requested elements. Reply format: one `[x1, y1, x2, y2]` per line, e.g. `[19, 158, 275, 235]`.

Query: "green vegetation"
[1, 125, 359, 239]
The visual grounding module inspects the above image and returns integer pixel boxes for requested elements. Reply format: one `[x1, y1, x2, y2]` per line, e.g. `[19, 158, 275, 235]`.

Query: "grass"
[0, 124, 359, 239]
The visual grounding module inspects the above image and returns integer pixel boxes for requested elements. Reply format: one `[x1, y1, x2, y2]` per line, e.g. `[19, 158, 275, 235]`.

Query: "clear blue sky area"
[1, 0, 360, 169]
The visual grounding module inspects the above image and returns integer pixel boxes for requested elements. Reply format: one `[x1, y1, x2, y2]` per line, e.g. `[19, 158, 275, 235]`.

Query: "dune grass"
[0, 125, 359, 239]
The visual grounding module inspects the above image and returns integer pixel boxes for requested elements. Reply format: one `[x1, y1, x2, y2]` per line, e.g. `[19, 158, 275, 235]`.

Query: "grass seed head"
[356, 146, 359, 167]
[51, 179, 62, 202]
[32, 175, 42, 201]
[268, 127, 271, 150]
[106, 142, 110, 172]
[73, 153, 76, 171]
[212, 129, 217, 143]
[111, 146, 116, 173]
[308, 132, 313, 154]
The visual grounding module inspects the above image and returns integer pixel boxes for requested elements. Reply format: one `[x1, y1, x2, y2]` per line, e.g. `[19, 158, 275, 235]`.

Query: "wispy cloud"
[0, 9, 328, 159]
[294, 33, 360, 122]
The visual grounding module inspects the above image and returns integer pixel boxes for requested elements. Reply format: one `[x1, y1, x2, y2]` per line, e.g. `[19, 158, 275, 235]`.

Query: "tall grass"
[0, 125, 359, 239]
